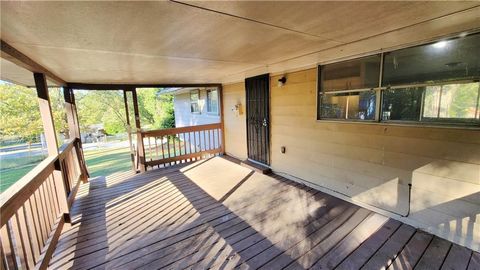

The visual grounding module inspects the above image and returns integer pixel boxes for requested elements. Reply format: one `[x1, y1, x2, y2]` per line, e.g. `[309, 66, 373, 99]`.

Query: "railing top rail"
[142, 123, 221, 137]
[0, 138, 77, 227]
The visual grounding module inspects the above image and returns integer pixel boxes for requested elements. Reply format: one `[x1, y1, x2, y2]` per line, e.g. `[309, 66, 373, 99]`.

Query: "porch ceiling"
[1, 1, 479, 86]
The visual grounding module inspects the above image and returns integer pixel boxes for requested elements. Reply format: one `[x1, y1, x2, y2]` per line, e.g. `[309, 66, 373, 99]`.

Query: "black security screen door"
[245, 74, 270, 165]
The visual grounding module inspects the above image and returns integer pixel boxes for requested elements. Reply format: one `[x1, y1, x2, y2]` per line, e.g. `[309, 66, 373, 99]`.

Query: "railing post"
[64, 87, 89, 182]
[123, 90, 137, 172]
[34, 73, 58, 157]
[131, 88, 146, 172]
[34, 73, 71, 222]
[218, 85, 226, 154]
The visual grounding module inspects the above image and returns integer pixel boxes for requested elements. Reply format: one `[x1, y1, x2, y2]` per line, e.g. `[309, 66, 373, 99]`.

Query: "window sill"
[316, 119, 480, 130]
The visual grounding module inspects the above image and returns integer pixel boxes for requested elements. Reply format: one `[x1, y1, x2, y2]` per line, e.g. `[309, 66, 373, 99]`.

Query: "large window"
[190, 90, 200, 113]
[206, 89, 219, 114]
[318, 33, 480, 126]
[319, 55, 381, 121]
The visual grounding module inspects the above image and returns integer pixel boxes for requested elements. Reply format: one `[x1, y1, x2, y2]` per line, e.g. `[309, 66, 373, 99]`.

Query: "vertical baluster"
[37, 185, 51, 234]
[11, 213, 28, 269]
[68, 153, 75, 188]
[193, 131, 197, 154]
[177, 133, 181, 163]
[24, 199, 41, 261]
[160, 135, 165, 168]
[166, 135, 171, 166]
[210, 129, 213, 151]
[203, 130, 207, 158]
[1, 225, 17, 269]
[154, 136, 159, 165]
[16, 207, 35, 269]
[1, 242, 9, 270]
[191, 131, 195, 161]
[187, 132, 191, 155]
[43, 180, 56, 224]
[183, 133, 187, 160]
[32, 192, 47, 245]
[71, 147, 80, 180]
[148, 136, 152, 162]
[46, 177, 59, 219]
[42, 182, 54, 231]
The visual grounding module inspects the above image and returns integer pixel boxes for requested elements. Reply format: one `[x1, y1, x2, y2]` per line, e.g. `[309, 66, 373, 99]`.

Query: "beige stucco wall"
[222, 83, 248, 160]
[222, 68, 480, 252]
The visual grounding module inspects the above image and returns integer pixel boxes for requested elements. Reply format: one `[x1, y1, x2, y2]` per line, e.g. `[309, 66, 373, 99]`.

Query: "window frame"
[206, 88, 219, 115]
[316, 33, 480, 128]
[317, 54, 382, 122]
[190, 89, 200, 114]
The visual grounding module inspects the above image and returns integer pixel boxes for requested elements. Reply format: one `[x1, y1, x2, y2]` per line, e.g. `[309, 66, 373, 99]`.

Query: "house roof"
[1, 1, 479, 87]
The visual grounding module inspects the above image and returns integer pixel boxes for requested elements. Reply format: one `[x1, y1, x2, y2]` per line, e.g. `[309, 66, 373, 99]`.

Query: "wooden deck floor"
[50, 157, 480, 270]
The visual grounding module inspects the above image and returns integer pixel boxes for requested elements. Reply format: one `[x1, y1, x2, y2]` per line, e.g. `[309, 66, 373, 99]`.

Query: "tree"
[136, 88, 175, 129]
[75, 90, 127, 135]
[0, 83, 68, 144]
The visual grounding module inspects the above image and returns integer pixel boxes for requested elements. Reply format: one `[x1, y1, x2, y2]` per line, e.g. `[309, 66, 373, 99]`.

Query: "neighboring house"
[162, 87, 221, 127]
[162, 87, 221, 151]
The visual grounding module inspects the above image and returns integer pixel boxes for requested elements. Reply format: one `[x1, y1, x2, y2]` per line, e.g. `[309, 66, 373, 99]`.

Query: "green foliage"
[0, 83, 67, 143]
[0, 84, 175, 143]
[75, 90, 127, 135]
[447, 83, 478, 118]
[137, 89, 175, 129]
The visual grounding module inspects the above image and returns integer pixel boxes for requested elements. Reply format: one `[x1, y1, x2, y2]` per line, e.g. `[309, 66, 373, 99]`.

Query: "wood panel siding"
[272, 68, 480, 252]
[223, 83, 248, 160]
[222, 68, 480, 252]
[49, 157, 479, 269]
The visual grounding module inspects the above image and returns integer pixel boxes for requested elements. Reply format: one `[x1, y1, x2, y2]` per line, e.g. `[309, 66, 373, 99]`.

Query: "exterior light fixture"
[278, 76, 287, 87]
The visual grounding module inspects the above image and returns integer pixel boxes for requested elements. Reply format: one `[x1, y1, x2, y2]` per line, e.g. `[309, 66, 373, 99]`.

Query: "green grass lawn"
[0, 146, 132, 193]
[84, 147, 132, 178]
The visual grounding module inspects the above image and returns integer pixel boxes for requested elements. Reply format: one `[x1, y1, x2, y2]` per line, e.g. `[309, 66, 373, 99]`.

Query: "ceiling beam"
[1, 40, 66, 86]
[67, 82, 222, 90]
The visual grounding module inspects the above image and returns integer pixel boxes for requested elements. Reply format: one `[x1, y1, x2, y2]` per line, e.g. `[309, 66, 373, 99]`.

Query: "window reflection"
[321, 55, 381, 91]
[382, 88, 423, 121]
[383, 34, 480, 86]
[321, 91, 376, 120]
[382, 82, 480, 122]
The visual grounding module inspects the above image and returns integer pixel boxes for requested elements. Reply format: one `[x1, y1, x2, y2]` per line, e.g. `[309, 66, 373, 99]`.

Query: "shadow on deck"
[49, 157, 480, 269]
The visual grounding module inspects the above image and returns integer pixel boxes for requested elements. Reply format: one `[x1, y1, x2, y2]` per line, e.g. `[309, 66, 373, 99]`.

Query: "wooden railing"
[141, 123, 224, 169]
[0, 138, 88, 270]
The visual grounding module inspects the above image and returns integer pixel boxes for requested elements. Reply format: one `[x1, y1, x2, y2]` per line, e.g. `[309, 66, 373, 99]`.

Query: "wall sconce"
[278, 76, 287, 87]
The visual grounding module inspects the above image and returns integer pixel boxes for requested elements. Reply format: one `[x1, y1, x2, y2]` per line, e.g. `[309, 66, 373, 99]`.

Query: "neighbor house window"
[318, 33, 480, 126]
[206, 89, 219, 114]
[190, 90, 200, 113]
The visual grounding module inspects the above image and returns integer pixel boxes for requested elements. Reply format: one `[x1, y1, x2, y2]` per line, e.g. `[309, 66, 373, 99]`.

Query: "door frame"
[245, 73, 271, 166]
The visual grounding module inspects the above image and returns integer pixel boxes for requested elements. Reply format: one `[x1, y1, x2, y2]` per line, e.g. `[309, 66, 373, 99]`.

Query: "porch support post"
[64, 87, 89, 182]
[34, 73, 70, 222]
[218, 85, 226, 154]
[131, 87, 146, 172]
[123, 90, 136, 172]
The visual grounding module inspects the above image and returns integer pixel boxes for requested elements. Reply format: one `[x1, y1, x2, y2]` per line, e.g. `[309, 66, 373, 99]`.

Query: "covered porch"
[48, 157, 479, 269]
[1, 1, 480, 269]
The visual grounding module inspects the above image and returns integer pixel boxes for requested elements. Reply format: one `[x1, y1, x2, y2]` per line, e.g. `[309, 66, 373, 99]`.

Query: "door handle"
[262, 118, 267, 127]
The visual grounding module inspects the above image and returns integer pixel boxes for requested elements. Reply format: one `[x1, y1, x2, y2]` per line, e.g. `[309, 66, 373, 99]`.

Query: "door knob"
[262, 118, 267, 127]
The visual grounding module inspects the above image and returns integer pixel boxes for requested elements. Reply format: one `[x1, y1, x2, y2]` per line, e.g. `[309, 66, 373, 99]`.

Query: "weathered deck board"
[49, 157, 480, 270]
[441, 244, 472, 270]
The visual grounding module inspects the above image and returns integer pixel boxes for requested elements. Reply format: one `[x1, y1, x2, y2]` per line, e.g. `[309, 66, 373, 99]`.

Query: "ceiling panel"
[186, 1, 480, 43]
[0, 58, 57, 87]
